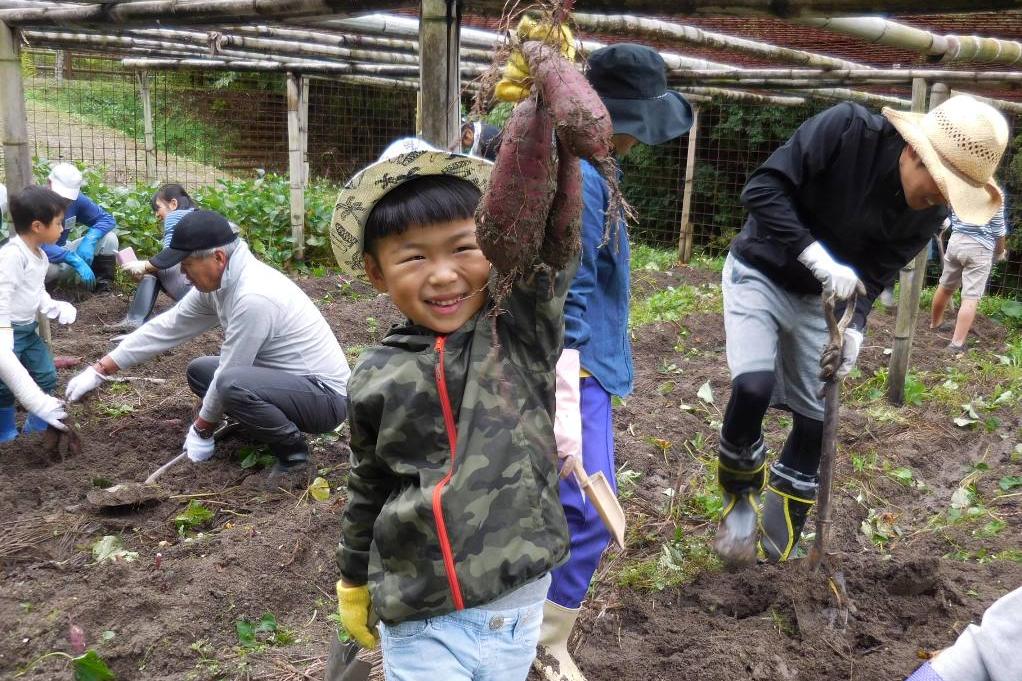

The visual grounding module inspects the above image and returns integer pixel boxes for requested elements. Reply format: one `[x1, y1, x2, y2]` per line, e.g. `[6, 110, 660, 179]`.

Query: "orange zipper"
[432, 335, 465, 610]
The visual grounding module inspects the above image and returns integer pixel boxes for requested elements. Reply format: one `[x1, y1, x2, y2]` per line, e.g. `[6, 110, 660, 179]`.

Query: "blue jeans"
[379, 600, 543, 681]
[548, 377, 617, 608]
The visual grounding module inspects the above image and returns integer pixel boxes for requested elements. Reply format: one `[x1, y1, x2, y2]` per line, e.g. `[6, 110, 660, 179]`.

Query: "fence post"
[677, 105, 700, 264]
[287, 72, 307, 262]
[419, 0, 461, 150]
[136, 70, 157, 181]
[1, 22, 50, 344]
[887, 78, 943, 405]
[54, 49, 64, 83]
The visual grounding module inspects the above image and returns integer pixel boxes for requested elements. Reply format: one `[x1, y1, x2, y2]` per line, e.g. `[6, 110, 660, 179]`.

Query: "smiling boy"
[331, 146, 575, 680]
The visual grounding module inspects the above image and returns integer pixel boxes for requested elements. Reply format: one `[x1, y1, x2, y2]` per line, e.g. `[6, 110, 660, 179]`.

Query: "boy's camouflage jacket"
[337, 268, 571, 625]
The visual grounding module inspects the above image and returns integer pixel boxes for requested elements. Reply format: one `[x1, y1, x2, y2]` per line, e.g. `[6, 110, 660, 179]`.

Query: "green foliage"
[979, 296, 1022, 332]
[32, 159, 340, 268]
[630, 283, 721, 328]
[25, 79, 233, 165]
[619, 141, 685, 246]
[175, 500, 215, 534]
[631, 244, 677, 272]
[616, 533, 720, 591]
[238, 445, 276, 470]
[235, 613, 294, 650]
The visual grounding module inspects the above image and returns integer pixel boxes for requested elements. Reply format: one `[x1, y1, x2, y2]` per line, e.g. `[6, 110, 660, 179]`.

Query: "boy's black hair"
[9, 186, 65, 235]
[151, 183, 195, 212]
[364, 175, 481, 256]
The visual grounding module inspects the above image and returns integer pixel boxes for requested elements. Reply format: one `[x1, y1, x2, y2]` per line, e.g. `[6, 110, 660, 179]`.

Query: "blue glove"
[63, 251, 96, 289]
[74, 227, 104, 265]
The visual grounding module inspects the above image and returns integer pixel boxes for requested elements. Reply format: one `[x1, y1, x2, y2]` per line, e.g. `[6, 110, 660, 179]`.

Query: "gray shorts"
[722, 253, 828, 421]
[938, 232, 993, 300]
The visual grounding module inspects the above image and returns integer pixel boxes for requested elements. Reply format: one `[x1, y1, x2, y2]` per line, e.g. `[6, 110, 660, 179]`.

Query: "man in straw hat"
[713, 95, 1008, 567]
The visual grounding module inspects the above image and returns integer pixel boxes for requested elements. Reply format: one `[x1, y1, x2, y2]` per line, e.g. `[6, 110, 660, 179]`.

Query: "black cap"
[150, 210, 237, 269]
[586, 43, 693, 147]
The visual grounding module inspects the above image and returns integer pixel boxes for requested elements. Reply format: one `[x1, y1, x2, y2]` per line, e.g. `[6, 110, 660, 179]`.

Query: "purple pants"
[547, 377, 618, 609]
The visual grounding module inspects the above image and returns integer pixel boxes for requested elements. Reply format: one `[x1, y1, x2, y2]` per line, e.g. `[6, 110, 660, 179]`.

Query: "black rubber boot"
[760, 462, 818, 562]
[92, 254, 117, 292]
[264, 441, 313, 491]
[714, 436, 767, 567]
[112, 274, 160, 331]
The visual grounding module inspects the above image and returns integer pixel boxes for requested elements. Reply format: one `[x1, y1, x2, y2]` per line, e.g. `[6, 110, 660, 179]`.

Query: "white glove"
[40, 299, 77, 325]
[122, 260, 150, 276]
[30, 395, 68, 431]
[553, 348, 583, 479]
[798, 241, 861, 300]
[65, 366, 107, 402]
[837, 328, 863, 380]
[184, 424, 215, 462]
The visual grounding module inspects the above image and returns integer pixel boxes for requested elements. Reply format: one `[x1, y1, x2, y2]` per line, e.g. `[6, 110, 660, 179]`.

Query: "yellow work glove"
[495, 14, 576, 103]
[336, 581, 379, 649]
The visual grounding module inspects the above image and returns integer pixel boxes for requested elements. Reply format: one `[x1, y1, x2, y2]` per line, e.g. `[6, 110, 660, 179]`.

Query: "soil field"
[1, 263, 1020, 681]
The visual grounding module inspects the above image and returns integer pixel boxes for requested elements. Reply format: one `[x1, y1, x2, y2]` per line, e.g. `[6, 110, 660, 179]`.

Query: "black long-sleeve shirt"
[730, 102, 948, 330]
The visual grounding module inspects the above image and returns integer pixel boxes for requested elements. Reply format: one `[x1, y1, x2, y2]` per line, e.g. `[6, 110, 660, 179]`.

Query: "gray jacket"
[109, 240, 349, 422]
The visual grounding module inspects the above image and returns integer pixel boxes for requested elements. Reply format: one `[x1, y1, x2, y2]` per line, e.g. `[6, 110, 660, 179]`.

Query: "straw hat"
[330, 143, 491, 280]
[882, 95, 1008, 225]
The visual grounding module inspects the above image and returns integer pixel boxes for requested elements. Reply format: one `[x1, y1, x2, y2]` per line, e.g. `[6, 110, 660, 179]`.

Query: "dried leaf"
[696, 381, 714, 405]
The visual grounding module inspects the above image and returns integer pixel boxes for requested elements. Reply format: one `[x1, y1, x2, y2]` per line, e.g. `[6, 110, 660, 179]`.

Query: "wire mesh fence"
[3, 48, 1021, 295]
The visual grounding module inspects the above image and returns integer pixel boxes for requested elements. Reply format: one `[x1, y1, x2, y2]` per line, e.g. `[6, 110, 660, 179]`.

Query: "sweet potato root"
[540, 137, 582, 270]
[476, 95, 557, 275]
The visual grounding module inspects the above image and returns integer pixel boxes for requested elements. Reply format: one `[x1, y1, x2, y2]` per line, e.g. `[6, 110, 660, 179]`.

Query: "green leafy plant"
[238, 444, 276, 470]
[99, 403, 135, 418]
[174, 500, 215, 534]
[235, 612, 295, 650]
[17, 649, 114, 680]
[91, 535, 138, 563]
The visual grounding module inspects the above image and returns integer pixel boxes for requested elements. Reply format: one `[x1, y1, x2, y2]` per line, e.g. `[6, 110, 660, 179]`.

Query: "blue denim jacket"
[564, 160, 632, 397]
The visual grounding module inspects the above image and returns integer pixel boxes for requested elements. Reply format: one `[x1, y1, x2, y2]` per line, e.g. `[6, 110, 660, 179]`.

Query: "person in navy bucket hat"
[585, 43, 694, 147]
[536, 44, 693, 681]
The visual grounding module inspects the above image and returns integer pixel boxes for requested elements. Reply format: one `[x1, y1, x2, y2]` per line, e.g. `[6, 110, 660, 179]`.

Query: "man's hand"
[122, 260, 151, 279]
[63, 252, 96, 289]
[65, 365, 107, 401]
[184, 424, 215, 462]
[40, 300, 77, 325]
[553, 348, 583, 480]
[798, 242, 862, 300]
[31, 395, 68, 431]
[336, 581, 379, 649]
[821, 328, 863, 382]
[74, 228, 104, 266]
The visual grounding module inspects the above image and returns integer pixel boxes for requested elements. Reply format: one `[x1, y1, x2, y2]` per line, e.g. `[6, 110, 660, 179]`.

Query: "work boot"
[535, 600, 587, 681]
[92, 254, 116, 292]
[109, 274, 160, 332]
[264, 443, 313, 491]
[0, 406, 18, 442]
[22, 412, 50, 435]
[760, 462, 819, 562]
[713, 436, 767, 567]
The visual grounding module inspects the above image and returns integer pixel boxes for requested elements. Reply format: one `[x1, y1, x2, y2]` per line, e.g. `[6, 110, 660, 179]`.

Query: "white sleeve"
[197, 295, 274, 423]
[0, 329, 52, 413]
[931, 586, 1022, 681]
[0, 249, 18, 328]
[108, 288, 219, 369]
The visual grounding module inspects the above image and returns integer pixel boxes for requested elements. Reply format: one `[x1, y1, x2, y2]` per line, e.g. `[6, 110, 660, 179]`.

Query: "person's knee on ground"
[761, 413, 823, 562]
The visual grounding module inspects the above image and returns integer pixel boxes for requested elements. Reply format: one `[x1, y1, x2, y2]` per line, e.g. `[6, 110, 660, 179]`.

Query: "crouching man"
[66, 210, 350, 487]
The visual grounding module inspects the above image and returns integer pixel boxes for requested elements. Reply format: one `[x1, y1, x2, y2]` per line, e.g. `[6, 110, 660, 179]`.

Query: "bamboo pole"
[136, 70, 157, 181]
[1, 21, 31, 193]
[287, 72, 306, 262]
[677, 106, 700, 264]
[2, 19, 51, 345]
[573, 13, 867, 71]
[887, 78, 934, 406]
[670, 67, 1022, 84]
[0, 0, 410, 27]
[800, 16, 1022, 66]
[676, 86, 806, 105]
[418, 0, 460, 151]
